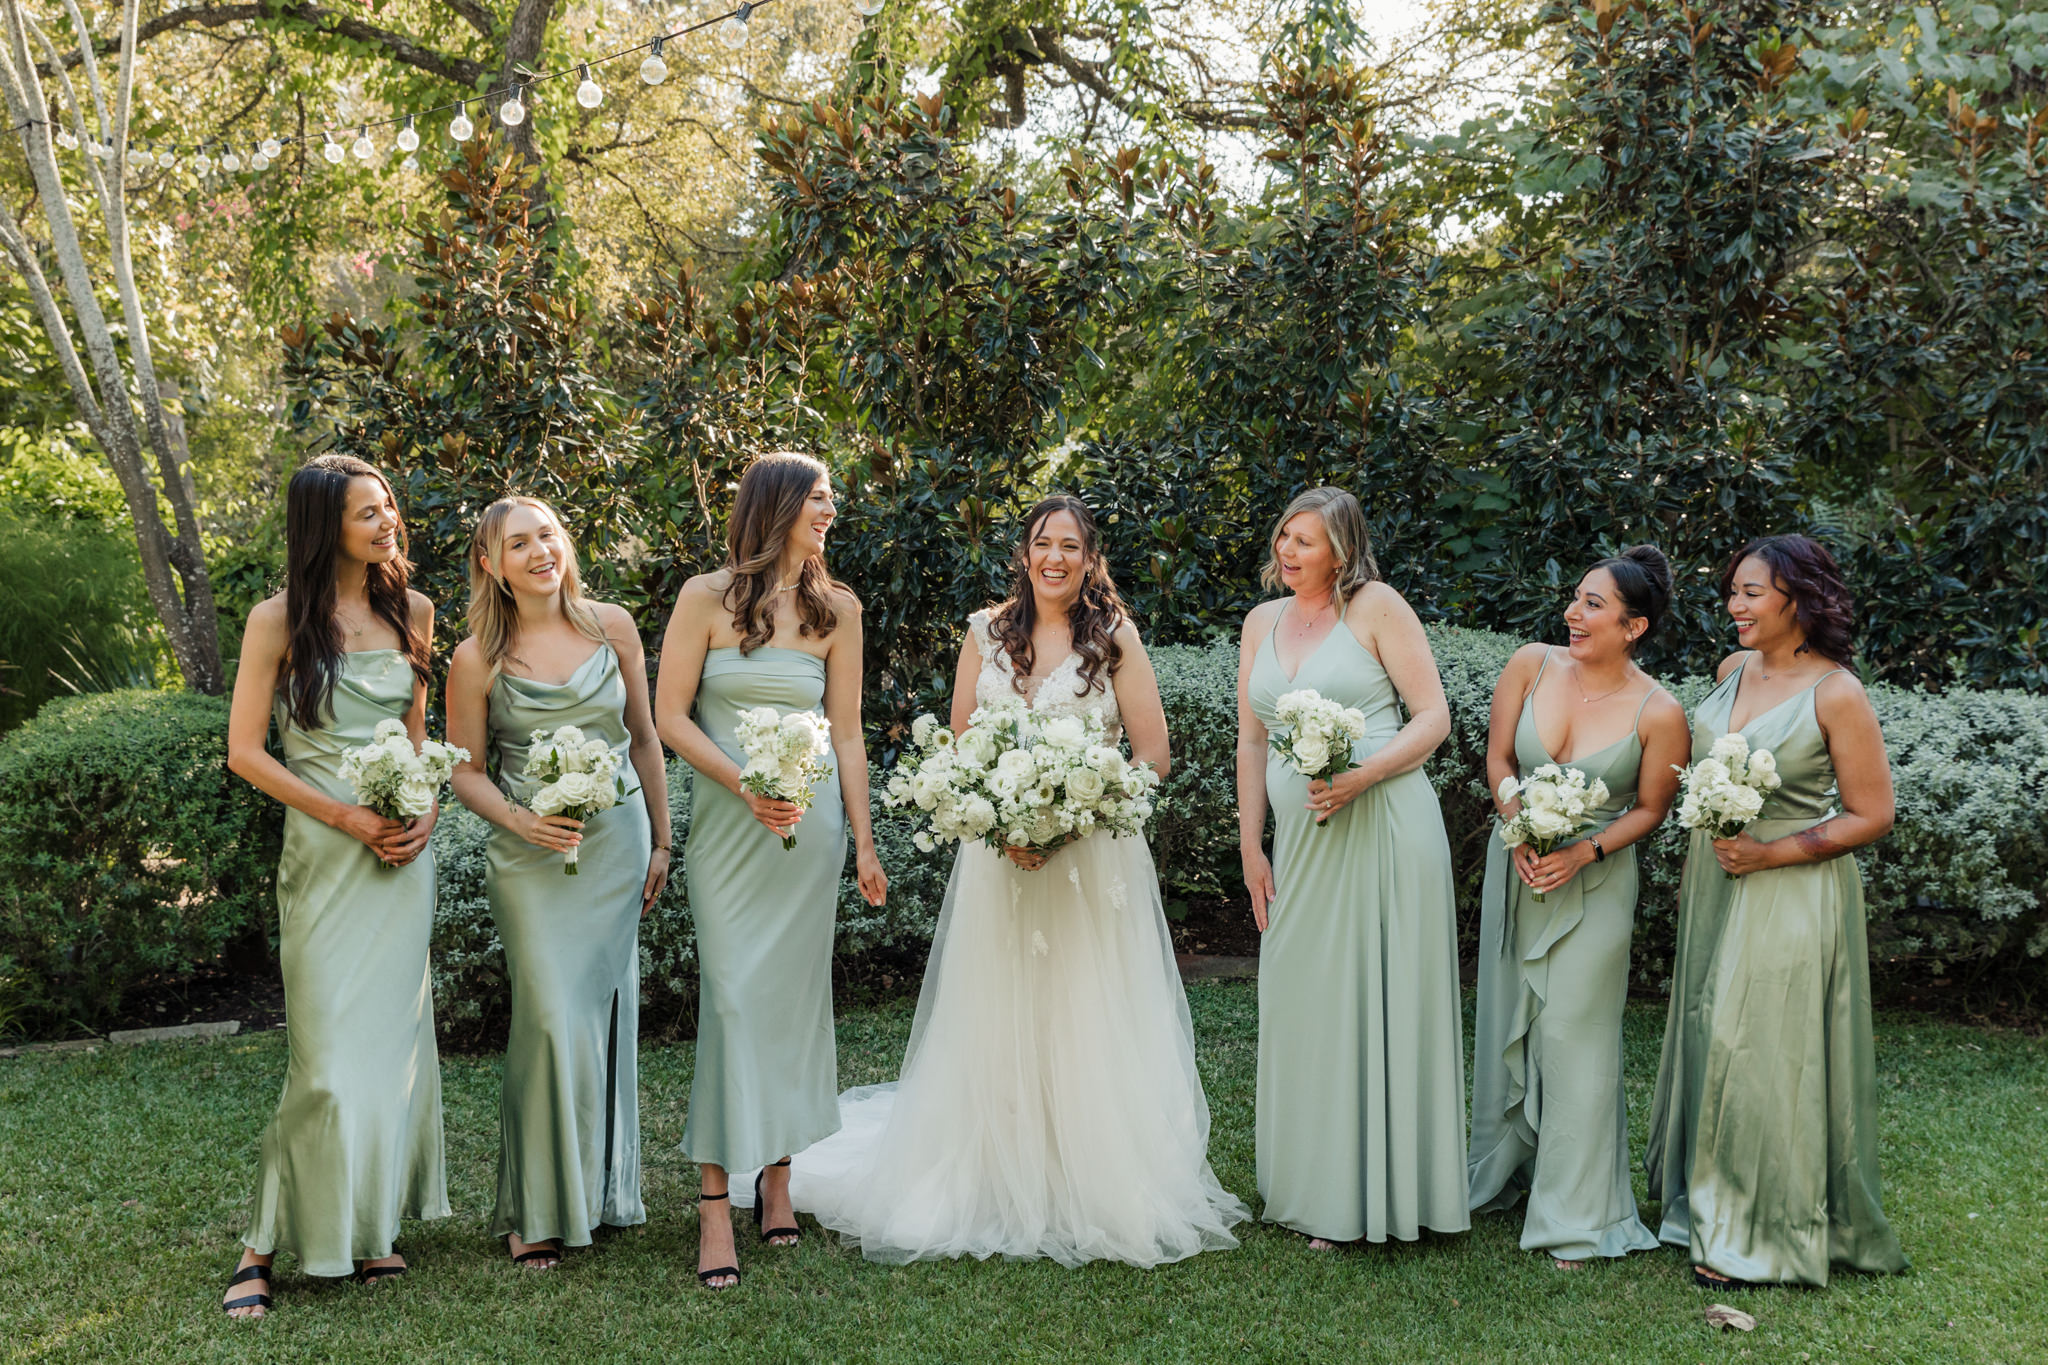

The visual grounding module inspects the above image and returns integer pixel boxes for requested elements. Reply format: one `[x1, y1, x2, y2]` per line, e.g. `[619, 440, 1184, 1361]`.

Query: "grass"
[2, 984, 2044, 1364]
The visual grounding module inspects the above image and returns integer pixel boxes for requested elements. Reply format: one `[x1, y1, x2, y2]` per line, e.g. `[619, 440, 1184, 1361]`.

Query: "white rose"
[996, 749, 1038, 782]
[554, 771, 599, 808]
[1041, 716, 1087, 749]
[394, 777, 437, 818]
[1066, 767, 1107, 804]
[1496, 775, 1521, 806]
[1293, 737, 1331, 773]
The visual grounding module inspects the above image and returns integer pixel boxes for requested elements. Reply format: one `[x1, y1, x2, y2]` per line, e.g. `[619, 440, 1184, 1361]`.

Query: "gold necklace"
[1573, 661, 1633, 706]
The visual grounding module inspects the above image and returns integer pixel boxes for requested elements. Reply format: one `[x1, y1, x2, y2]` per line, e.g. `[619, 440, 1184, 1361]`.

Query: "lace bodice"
[969, 609, 1121, 739]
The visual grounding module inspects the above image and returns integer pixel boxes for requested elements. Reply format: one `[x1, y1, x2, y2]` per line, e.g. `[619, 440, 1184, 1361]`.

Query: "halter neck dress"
[1468, 647, 1661, 1259]
[1248, 609, 1469, 1244]
[1645, 655, 1908, 1285]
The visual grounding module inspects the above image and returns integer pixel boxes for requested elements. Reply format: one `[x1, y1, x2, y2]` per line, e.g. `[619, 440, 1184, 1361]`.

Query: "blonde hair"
[467, 497, 608, 682]
[722, 450, 850, 655]
[1260, 487, 1381, 598]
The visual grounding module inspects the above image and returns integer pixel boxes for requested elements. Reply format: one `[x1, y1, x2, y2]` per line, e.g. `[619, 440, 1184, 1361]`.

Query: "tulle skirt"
[738, 833, 1248, 1268]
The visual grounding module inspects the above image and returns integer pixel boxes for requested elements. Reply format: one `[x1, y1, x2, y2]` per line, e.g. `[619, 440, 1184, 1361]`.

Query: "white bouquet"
[1496, 763, 1611, 902]
[1268, 688, 1370, 829]
[1672, 733, 1783, 880]
[524, 724, 638, 874]
[336, 718, 467, 868]
[735, 706, 834, 850]
[885, 702, 1159, 860]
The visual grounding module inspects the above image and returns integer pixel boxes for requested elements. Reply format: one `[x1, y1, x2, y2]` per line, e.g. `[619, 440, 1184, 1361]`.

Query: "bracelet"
[1590, 837, 1607, 863]
[652, 843, 672, 854]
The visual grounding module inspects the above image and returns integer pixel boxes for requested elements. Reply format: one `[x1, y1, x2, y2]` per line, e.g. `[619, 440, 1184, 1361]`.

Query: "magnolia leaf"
[1704, 1304, 1757, 1332]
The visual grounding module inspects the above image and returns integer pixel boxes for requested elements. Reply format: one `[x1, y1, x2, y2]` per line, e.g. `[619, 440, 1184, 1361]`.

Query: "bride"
[738, 495, 1248, 1267]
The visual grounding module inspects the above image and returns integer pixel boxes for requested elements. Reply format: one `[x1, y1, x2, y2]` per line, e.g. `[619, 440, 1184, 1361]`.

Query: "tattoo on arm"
[1791, 821, 1851, 862]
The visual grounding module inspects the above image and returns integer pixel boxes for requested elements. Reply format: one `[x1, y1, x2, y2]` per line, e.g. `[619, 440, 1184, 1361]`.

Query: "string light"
[26, 0, 838, 176]
[855, 0, 883, 14]
[639, 35, 668, 85]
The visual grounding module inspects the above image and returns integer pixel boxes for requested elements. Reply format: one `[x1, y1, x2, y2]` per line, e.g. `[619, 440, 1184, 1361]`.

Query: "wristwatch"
[1590, 837, 1607, 863]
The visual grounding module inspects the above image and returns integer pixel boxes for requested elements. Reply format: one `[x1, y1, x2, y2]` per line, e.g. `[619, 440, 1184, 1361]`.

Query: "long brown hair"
[990, 495, 1127, 696]
[467, 497, 608, 684]
[281, 454, 429, 730]
[1720, 533, 1857, 665]
[722, 451, 849, 654]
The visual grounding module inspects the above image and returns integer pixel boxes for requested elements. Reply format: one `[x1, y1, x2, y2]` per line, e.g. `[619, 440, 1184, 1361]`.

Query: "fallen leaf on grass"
[1704, 1303, 1756, 1332]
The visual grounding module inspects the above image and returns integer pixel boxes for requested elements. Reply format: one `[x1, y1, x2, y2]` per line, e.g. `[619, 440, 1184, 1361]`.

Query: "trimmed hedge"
[5, 629, 2044, 1036]
[0, 691, 281, 1029]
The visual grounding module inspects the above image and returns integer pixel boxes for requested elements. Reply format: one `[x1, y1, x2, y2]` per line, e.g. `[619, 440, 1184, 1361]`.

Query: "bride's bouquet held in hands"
[524, 724, 638, 874]
[1672, 733, 1783, 879]
[735, 706, 834, 850]
[1496, 764, 1610, 902]
[337, 718, 467, 868]
[1268, 689, 1369, 829]
[885, 702, 1159, 862]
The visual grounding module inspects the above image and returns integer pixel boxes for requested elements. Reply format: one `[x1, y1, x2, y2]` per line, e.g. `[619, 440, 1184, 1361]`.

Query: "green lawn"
[3, 984, 2043, 1363]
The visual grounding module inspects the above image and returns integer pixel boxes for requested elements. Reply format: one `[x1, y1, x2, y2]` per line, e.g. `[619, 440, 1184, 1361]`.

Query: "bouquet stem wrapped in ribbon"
[1673, 733, 1782, 880]
[337, 719, 467, 869]
[735, 707, 834, 850]
[1496, 763, 1609, 902]
[884, 702, 1159, 861]
[523, 724, 638, 874]
[1268, 689, 1369, 830]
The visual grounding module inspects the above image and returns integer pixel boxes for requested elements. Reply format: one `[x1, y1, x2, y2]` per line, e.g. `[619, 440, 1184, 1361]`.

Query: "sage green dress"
[1468, 649, 1661, 1259]
[682, 647, 846, 1171]
[1645, 657, 1908, 1285]
[1250, 617, 1469, 1243]
[485, 643, 650, 1246]
[244, 650, 449, 1276]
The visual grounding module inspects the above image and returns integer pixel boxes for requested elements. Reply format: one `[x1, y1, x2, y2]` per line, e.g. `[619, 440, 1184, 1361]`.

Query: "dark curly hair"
[1719, 533, 1857, 665]
[1590, 543, 1673, 651]
[990, 496, 1127, 697]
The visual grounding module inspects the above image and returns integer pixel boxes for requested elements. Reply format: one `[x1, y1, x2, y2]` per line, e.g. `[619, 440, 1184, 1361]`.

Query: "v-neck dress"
[485, 642, 650, 1244]
[1468, 648, 1661, 1259]
[1248, 614, 1469, 1243]
[1644, 656, 1908, 1285]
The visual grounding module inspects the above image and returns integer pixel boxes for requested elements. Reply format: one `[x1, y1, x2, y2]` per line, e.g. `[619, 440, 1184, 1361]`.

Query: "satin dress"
[681, 647, 847, 1172]
[485, 643, 650, 1246]
[1249, 617, 1470, 1243]
[243, 650, 448, 1276]
[1645, 658, 1908, 1285]
[1468, 649, 1661, 1259]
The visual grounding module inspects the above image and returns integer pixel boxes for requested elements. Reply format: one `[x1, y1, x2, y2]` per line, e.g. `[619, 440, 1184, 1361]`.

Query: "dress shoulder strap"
[1530, 645, 1555, 688]
[1631, 683, 1659, 727]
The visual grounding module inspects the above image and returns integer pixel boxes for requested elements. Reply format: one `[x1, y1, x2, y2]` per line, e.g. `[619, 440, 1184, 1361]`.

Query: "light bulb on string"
[260, 135, 282, 160]
[449, 100, 474, 142]
[219, 148, 241, 173]
[855, 0, 884, 15]
[125, 143, 151, 169]
[89, 140, 108, 160]
[250, 145, 270, 172]
[640, 36, 668, 85]
[160, 147, 179, 171]
[322, 132, 344, 165]
[56, 127, 77, 150]
[718, 5, 751, 49]
[194, 146, 215, 176]
[500, 84, 526, 126]
[576, 63, 604, 109]
[396, 115, 419, 153]
[352, 125, 375, 160]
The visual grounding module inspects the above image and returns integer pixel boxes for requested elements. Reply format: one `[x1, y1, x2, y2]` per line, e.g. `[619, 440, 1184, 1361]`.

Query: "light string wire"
[14, 0, 792, 161]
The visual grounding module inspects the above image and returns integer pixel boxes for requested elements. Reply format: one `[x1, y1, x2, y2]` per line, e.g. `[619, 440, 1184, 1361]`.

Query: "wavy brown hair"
[990, 495, 1127, 696]
[1720, 533, 1858, 665]
[281, 454, 429, 730]
[722, 451, 849, 654]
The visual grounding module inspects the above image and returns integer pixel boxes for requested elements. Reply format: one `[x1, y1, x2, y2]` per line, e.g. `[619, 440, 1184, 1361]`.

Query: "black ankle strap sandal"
[754, 1159, 801, 1244]
[222, 1261, 272, 1316]
[698, 1191, 740, 1288]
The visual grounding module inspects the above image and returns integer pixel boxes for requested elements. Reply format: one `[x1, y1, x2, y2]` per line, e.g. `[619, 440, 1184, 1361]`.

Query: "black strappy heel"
[353, 1259, 408, 1287]
[510, 1239, 563, 1269]
[697, 1191, 740, 1289]
[753, 1158, 801, 1245]
[221, 1261, 272, 1317]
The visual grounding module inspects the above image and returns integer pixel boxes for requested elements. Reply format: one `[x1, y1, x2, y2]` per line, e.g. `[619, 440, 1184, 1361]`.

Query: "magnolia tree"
[0, 0, 221, 693]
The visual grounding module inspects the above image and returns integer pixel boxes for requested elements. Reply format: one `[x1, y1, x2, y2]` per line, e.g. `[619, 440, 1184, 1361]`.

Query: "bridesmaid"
[446, 497, 670, 1270]
[220, 454, 447, 1317]
[1467, 547, 1688, 1266]
[1646, 534, 1909, 1288]
[655, 451, 888, 1290]
[1236, 487, 1469, 1248]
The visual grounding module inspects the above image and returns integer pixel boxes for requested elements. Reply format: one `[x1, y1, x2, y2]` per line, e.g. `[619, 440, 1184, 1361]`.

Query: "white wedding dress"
[735, 610, 1248, 1267]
